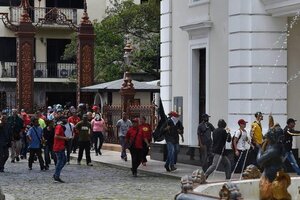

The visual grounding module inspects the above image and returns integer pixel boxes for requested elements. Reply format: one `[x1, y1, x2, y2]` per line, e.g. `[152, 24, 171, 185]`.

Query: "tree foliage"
[63, 0, 160, 82]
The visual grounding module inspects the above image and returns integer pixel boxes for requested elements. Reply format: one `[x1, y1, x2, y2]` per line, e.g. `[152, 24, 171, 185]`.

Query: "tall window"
[0, 37, 16, 62]
[199, 48, 206, 121]
[0, 0, 19, 6]
[46, 0, 83, 8]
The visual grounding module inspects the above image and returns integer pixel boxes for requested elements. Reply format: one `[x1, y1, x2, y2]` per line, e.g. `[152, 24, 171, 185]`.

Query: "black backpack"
[231, 130, 242, 151]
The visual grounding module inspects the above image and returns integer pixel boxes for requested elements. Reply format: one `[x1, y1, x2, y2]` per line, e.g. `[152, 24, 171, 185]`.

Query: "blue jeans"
[54, 150, 66, 178]
[165, 142, 175, 167]
[285, 151, 300, 175]
[119, 136, 127, 159]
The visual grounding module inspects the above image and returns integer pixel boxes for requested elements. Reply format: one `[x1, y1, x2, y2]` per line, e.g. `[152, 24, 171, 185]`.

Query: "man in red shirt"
[126, 118, 149, 177]
[53, 119, 70, 183]
[139, 116, 152, 166]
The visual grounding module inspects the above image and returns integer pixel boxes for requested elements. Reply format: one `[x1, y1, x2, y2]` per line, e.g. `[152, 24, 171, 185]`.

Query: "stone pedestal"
[0, 186, 5, 200]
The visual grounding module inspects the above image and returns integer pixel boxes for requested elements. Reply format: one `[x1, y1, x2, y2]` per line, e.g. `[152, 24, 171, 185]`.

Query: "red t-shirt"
[53, 124, 65, 152]
[68, 116, 81, 136]
[126, 127, 144, 149]
[139, 123, 152, 141]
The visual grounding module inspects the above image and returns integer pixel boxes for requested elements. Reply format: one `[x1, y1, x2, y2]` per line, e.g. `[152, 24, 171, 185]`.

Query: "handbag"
[128, 128, 139, 151]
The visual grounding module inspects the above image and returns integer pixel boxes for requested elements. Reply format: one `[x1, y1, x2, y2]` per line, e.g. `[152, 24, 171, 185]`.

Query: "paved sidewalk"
[70, 147, 240, 181]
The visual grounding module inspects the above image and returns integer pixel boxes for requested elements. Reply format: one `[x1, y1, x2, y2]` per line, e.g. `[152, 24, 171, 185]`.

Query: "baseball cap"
[201, 113, 211, 119]
[132, 118, 139, 123]
[254, 112, 263, 118]
[287, 118, 297, 124]
[238, 119, 248, 125]
[168, 111, 180, 118]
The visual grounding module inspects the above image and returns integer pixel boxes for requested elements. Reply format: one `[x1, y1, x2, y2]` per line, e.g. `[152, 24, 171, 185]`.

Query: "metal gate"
[102, 104, 156, 144]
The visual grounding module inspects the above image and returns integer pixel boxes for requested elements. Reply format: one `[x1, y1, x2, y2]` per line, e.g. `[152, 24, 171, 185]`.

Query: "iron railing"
[0, 61, 77, 78]
[9, 6, 77, 24]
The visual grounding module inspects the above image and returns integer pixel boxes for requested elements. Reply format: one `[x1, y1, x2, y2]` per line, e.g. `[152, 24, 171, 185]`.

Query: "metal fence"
[102, 104, 156, 144]
[9, 6, 77, 24]
[0, 61, 77, 79]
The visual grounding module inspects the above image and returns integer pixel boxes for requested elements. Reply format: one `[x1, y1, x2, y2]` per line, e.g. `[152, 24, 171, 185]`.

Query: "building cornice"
[261, 0, 300, 16]
[180, 20, 212, 39]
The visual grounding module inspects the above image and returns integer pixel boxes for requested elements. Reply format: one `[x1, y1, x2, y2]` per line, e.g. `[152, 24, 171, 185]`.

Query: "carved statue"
[180, 175, 194, 193]
[191, 169, 206, 185]
[257, 126, 291, 200]
[241, 164, 261, 179]
[219, 182, 243, 200]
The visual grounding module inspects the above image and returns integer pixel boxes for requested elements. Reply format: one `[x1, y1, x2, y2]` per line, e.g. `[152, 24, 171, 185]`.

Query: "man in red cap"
[232, 119, 250, 173]
[164, 111, 184, 172]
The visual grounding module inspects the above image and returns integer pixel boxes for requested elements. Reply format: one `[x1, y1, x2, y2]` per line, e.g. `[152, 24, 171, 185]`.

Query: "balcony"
[0, 62, 77, 79]
[9, 6, 78, 25]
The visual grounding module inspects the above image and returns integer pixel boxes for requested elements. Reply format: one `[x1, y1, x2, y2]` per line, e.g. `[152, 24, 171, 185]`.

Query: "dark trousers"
[93, 132, 104, 154]
[77, 141, 91, 164]
[0, 146, 9, 171]
[233, 150, 249, 173]
[72, 136, 78, 153]
[130, 147, 143, 174]
[44, 145, 57, 167]
[28, 148, 45, 169]
[142, 142, 149, 163]
[20, 132, 28, 158]
[65, 139, 73, 162]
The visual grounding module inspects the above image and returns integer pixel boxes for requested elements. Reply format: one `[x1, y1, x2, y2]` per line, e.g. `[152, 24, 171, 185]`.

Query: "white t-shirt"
[233, 129, 249, 151]
[64, 122, 75, 138]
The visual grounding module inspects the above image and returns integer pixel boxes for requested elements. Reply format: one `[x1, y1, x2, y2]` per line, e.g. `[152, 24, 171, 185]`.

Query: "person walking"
[43, 120, 56, 168]
[116, 112, 132, 161]
[91, 113, 106, 156]
[197, 113, 215, 171]
[63, 118, 74, 164]
[75, 114, 93, 166]
[232, 119, 250, 173]
[7, 109, 23, 163]
[204, 119, 231, 180]
[0, 114, 12, 172]
[139, 116, 152, 166]
[250, 111, 264, 165]
[126, 118, 149, 177]
[53, 118, 70, 183]
[164, 111, 184, 172]
[282, 118, 300, 175]
[68, 111, 81, 153]
[27, 118, 47, 171]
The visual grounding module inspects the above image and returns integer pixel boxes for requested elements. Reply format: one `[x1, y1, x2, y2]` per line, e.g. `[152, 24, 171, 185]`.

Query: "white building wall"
[228, 0, 287, 132]
[160, 0, 172, 112]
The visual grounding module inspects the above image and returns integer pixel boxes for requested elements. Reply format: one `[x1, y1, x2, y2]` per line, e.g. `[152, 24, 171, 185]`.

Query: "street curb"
[70, 156, 180, 180]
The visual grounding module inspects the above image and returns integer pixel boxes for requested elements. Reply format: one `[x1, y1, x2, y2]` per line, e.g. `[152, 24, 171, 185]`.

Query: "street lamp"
[123, 42, 133, 71]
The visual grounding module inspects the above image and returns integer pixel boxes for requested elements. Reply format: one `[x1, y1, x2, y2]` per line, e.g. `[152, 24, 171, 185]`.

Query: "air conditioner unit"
[57, 63, 76, 78]
[34, 64, 48, 78]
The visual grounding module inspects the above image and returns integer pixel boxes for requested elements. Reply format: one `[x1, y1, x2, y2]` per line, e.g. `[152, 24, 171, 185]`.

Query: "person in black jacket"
[164, 111, 184, 172]
[0, 114, 12, 172]
[283, 118, 300, 175]
[204, 119, 231, 180]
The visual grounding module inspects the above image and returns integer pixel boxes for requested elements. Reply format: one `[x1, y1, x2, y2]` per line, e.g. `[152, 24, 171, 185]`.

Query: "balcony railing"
[9, 6, 77, 24]
[0, 62, 77, 79]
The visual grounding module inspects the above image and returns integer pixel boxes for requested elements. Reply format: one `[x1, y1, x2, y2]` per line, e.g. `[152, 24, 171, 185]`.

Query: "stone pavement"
[72, 144, 241, 182]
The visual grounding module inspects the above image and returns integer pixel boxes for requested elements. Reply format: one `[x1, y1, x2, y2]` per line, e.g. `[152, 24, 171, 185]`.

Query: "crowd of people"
[1, 103, 300, 183]
[196, 111, 300, 180]
[0, 103, 155, 181]
[0, 104, 110, 182]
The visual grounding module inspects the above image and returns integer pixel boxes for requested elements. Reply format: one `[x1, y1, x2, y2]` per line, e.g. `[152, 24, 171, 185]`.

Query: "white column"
[160, 0, 172, 112]
[228, 0, 287, 132]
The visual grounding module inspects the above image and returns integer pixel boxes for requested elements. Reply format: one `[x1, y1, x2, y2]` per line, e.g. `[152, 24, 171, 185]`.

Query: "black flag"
[152, 98, 168, 142]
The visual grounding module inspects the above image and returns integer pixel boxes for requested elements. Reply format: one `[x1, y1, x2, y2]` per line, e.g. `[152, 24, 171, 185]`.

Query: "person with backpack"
[232, 119, 251, 173]
[204, 119, 231, 180]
